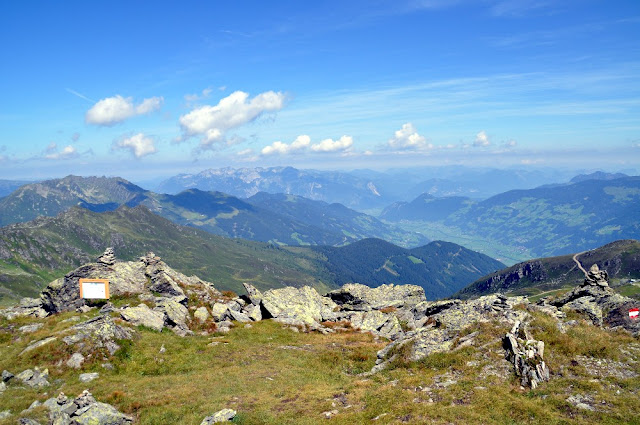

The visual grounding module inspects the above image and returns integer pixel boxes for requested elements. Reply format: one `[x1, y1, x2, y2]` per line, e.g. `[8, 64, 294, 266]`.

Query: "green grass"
[1, 312, 639, 424]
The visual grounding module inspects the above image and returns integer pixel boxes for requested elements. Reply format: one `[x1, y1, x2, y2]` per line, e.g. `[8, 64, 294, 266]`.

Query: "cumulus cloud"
[388, 123, 433, 150]
[179, 90, 286, 148]
[473, 130, 491, 147]
[261, 135, 311, 155]
[86, 95, 164, 126]
[311, 135, 353, 153]
[45, 143, 78, 160]
[113, 133, 158, 158]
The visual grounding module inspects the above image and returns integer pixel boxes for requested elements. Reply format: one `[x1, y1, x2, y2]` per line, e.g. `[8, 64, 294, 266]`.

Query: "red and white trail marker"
[630, 308, 639, 319]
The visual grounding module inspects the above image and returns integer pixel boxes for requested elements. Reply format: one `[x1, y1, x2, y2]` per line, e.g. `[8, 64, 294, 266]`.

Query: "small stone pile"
[503, 320, 549, 388]
[44, 390, 132, 425]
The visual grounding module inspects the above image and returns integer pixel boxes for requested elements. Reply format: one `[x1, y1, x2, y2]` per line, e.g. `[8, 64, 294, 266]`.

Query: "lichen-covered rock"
[120, 304, 165, 331]
[43, 390, 132, 425]
[200, 408, 237, 424]
[20, 336, 57, 356]
[262, 286, 337, 326]
[210, 303, 232, 322]
[16, 367, 50, 388]
[194, 306, 210, 322]
[155, 298, 190, 335]
[0, 297, 48, 320]
[327, 283, 426, 311]
[63, 315, 133, 355]
[242, 282, 263, 306]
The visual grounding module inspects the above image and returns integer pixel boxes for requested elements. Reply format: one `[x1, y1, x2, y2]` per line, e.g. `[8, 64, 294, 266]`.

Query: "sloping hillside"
[455, 239, 640, 299]
[309, 238, 505, 300]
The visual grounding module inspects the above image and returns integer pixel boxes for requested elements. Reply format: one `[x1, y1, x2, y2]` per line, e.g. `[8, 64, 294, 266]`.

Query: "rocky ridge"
[1, 249, 639, 423]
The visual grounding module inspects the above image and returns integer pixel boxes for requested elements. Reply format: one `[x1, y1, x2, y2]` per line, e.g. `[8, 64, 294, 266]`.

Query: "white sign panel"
[79, 279, 110, 299]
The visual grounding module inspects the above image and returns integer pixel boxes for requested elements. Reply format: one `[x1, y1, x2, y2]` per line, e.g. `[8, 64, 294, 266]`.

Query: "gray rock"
[120, 304, 165, 331]
[261, 286, 337, 325]
[16, 367, 50, 388]
[63, 315, 133, 355]
[0, 410, 11, 419]
[0, 381, 5, 392]
[19, 418, 41, 425]
[210, 303, 232, 322]
[73, 402, 133, 424]
[242, 282, 263, 306]
[327, 283, 426, 311]
[96, 247, 116, 266]
[1, 370, 14, 382]
[66, 353, 85, 369]
[79, 373, 99, 383]
[229, 309, 251, 323]
[244, 304, 262, 321]
[0, 297, 47, 320]
[200, 408, 237, 424]
[155, 298, 190, 335]
[194, 306, 210, 322]
[504, 321, 549, 389]
[20, 336, 57, 356]
[19, 323, 44, 333]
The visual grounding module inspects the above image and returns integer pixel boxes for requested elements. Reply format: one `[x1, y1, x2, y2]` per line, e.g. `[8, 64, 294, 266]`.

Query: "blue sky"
[1, 0, 639, 180]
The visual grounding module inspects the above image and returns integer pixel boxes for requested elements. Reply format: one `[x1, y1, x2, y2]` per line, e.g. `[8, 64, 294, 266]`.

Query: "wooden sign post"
[79, 279, 110, 299]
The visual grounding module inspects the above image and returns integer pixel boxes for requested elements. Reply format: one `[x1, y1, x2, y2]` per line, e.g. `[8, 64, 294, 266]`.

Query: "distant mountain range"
[0, 175, 427, 248]
[155, 166, 583, 208]
[455, 239, 640, 299]
[382, 175, 640, 260]
[0, 206, 502, 304]
[157, 166, 393, 210]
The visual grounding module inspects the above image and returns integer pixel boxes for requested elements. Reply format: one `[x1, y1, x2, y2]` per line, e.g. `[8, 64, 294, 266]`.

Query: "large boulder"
[327, 283, 426, 311]
[62, 315, 133, 355]
[261, 286, 337, 326]
[120, 304, 165, 331]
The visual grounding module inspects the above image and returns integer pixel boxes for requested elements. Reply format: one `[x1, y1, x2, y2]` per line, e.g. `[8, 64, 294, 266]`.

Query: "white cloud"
[504, 140, 517, 147]
[473, 130, 491, 147]
[179, 90, 286, 147]
[86, 95, 164, 126]
[113, 133, 157, 158]
[262, 135, 311, 155]
[388, 123, 433, 150]
[184, 87, 213, 103]
[45, 144, 78, 160]
[311, 135, 353, 153]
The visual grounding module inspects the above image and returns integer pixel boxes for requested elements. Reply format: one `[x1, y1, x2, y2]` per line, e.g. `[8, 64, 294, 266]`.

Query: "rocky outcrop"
[39, 249, 219, 315]
[550, 264, 640, 335]
[0, 297, 47, 320]
[41, 390, 133, 425]
[62, 315, 133, 355]
[326, 283, 425, 311]
[261, 286, 337, 326]
[372, 294, 528, 372]
[504, 321, 549, 388]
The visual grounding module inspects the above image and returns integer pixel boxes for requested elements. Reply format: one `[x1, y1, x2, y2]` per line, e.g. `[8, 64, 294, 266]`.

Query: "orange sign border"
[79, 278, 110, 299]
